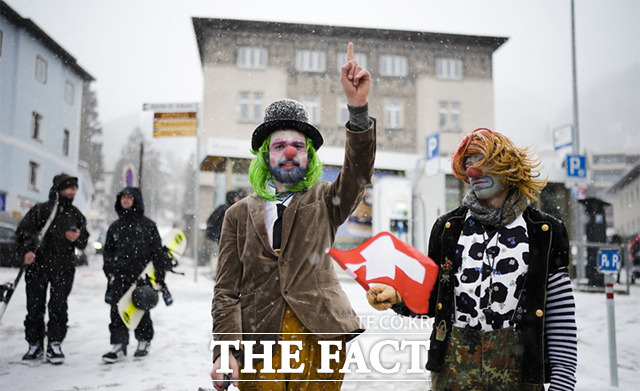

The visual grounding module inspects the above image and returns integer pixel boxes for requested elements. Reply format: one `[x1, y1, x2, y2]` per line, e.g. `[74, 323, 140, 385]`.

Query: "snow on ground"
[0, 254, 638, 391]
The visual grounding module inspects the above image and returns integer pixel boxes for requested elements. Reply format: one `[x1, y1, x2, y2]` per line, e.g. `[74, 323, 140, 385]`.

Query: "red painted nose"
[466, 167, 483, 178]
[284, 146, 298, 159]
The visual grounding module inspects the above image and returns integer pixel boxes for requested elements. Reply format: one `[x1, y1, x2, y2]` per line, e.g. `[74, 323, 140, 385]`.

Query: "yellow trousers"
[239, 306, 346, 391]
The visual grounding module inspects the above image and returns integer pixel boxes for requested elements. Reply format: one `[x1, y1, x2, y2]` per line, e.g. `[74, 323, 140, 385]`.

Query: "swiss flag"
[328, 232, 438, 314]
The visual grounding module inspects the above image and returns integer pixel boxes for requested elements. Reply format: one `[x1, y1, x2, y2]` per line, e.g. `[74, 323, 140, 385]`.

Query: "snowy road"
[0, 255, 637, 390]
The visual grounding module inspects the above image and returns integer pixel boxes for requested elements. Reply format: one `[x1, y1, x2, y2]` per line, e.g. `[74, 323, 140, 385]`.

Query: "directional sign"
[566, 154, 586, 179]
[426, 134, 439, 160]
[598, 249, 621, 273]
[153, 112, 197, 137]
[143, 102, 198, 112]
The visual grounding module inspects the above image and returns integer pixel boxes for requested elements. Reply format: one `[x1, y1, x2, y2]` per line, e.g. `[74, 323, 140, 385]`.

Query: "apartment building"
[192, 18, 506, 249]
[0, 1, 94, 221]
[608, 161, 640, 239]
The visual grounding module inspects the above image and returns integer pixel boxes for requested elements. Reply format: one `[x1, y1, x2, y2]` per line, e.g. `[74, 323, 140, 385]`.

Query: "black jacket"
[394, 206, 570, 385]
[15, 174, 89, 271]
[102, 187, 168, 290]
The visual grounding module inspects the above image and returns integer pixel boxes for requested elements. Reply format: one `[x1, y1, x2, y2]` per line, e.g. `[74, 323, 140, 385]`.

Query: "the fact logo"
[210, 338, 429, 375]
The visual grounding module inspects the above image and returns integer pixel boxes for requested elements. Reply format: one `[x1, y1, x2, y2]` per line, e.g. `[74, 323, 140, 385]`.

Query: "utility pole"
[139, 142, 144, 191]
[570, 0, 584, 282]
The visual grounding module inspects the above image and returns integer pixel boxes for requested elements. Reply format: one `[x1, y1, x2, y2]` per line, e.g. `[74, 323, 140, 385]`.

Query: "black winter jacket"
[393, 206, 570, 385]
[15, 174, 89, 271]
[102, 187, 168, 291]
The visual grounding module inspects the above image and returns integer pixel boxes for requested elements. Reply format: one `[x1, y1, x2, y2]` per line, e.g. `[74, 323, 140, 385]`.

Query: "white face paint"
[268, 129, 308, 186]
[464, 154, 508, 205]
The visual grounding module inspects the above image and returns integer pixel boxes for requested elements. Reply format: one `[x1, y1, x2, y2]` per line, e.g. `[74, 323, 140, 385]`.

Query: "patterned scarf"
[462, 188, 528, 228]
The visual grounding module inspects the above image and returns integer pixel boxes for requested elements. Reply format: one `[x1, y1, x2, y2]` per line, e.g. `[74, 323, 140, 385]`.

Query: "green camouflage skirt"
[430, 326, 544, 391]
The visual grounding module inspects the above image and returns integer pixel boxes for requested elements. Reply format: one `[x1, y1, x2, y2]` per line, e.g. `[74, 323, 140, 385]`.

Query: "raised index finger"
[346, 42, 354, 61]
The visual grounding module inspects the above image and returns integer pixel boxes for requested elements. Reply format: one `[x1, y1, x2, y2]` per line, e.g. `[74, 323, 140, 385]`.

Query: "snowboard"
[0, 266, 25, 322]
[117, 228, 186, 329]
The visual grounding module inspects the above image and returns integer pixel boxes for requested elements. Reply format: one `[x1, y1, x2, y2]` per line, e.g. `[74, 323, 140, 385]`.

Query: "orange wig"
[451, 128, 546, 202]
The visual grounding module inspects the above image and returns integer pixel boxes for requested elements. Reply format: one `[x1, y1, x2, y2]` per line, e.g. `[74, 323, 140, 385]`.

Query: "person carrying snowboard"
[101, 187, 169, 363]
[210, 42, 374, 390]
[15, 173, 89, 364]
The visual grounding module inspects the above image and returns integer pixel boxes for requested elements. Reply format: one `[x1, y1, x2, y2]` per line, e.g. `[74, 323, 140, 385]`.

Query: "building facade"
[587, 150, 640, 199]
[192, 18, 506, 252]
[0, 1, 94, 222]
[608, 161, 640, 239]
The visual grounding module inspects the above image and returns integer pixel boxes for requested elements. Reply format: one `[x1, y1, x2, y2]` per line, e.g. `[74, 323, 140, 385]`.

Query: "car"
[93, 230, 106, 255]
[0, 222, 20, 267]
[0, 222, 89, 267]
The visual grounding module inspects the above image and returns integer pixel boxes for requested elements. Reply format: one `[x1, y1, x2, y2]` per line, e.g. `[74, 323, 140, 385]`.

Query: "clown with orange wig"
[368, 128, 577, 391]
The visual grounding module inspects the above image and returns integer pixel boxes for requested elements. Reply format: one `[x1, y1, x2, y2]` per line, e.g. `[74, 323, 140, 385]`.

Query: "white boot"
[134, 340, 150, 358]
[102, 344, 127, 363]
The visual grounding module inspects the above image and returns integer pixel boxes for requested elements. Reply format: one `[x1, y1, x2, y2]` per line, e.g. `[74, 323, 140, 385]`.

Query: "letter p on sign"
[566, 155, 586, 179]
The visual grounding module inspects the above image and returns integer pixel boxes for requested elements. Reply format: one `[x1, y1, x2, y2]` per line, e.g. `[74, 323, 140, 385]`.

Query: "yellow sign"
[153, 111, 197, 137]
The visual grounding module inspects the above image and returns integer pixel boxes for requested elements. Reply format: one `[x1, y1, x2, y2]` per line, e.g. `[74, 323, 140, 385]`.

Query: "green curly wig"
[248, 135, 323, 201]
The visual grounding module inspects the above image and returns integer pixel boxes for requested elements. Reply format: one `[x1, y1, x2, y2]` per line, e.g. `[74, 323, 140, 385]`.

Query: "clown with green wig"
[210, 42, 375, 390]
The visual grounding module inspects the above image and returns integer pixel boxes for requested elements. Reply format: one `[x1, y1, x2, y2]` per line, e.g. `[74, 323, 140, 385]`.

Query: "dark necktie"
[273, 203, 286, 250]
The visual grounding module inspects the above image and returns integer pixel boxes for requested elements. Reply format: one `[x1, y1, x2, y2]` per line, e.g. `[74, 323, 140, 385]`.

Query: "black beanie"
[53, 174, 78, 192]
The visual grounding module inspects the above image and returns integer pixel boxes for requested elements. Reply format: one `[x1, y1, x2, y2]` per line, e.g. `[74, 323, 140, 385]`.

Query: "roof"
[1, 1, 94, 81]
[192, 17, 508, 65]
[608, 160, 640, 194]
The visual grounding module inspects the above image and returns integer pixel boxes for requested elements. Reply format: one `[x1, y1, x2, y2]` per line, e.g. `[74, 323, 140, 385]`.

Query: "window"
[63, 129, 70, 156]
[64, 80, 75, 105]
[436, 58, 463, 80]
[445, 174, 464, 212]
[35, 55, 48, 84]
[31, 111, 43, 140]
[239, 92, 263, 123]
[337, 52, 367, 71]
[237, 47, 268, 69]
[384, 100, 403, 129]
[451, 102, 461, 131]
[379, 55, 407, 77]
[301, 97, 320, 125]
[337, 97, 348, 125]
[28, 161, 40, 191]
[593, 155, 625, 165]
[438, 102, 462, 132]
[0, 29, 3, 57]
[295, 50, 326, 72]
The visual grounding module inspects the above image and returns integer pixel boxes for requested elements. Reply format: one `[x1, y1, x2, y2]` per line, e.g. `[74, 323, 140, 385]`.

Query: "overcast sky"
[6, 0, 639, 169]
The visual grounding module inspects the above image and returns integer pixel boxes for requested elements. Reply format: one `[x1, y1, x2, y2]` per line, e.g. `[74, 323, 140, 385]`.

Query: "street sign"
[598, 249, 621, 273]
[426, 133, 439, 160]
[553, 125, 573, 150]
[123, 165, 136, 187]
[153, 111, 197, 137]
[566, 154, 586, 179]
[143, 102, 198, 112]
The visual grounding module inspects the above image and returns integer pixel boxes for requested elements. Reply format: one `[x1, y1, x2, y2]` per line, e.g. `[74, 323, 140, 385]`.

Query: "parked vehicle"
[0, 223, 20, 267]
[93, 230, 106, 255]
[0, 222, 88, 267]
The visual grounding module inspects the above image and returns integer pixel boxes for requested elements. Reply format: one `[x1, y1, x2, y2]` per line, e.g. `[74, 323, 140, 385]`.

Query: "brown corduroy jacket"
[212, 121, 376, 361]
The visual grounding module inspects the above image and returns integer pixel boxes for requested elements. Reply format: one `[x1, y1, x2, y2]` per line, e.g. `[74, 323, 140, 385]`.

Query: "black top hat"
[251, 99, 323, 152]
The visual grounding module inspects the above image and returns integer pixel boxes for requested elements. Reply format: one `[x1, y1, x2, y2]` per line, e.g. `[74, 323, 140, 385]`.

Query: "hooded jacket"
[15, 173, 89, 271]
[102, 187, 168, 291]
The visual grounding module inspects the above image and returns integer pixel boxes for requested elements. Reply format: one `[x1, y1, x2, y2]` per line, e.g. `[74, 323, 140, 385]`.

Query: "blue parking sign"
[567, 155, 586, 179]
[598, 250, 621, 273]
[426, 134, 439, 160]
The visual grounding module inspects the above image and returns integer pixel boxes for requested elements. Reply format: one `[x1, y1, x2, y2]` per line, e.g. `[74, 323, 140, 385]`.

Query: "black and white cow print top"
[453, 211, 529, 331]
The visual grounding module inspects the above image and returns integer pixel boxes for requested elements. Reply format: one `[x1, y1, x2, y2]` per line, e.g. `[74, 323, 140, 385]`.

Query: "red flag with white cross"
[328, 231, 439, 314]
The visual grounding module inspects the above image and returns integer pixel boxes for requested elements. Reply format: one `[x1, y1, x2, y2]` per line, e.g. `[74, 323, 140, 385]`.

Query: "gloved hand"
[366, 284, 402, 311]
